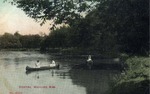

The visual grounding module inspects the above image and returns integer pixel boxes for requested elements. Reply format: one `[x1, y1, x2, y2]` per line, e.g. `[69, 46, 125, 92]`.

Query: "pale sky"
[0, 0, 51, 35]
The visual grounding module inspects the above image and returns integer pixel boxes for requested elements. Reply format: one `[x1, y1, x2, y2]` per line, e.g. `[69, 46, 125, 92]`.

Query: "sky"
[0, 0, 51, 35]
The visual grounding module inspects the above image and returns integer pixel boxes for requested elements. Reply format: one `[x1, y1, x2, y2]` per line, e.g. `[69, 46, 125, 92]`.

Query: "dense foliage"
[40, 26, 72, 51]
[111, 57, 149, 94]
[38, 0, 149, 56]
[0, 32, 42, 49]
[5, 0, 149, 55]
[11, 0, 99, 27]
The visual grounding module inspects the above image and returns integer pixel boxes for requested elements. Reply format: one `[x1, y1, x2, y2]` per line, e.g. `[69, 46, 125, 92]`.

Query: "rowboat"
[26, 64, 59, 71]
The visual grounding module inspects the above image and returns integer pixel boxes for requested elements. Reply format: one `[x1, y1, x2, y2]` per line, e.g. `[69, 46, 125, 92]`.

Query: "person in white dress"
[35, 60, 40, 68]
[87, 55, 93, 63]
[86, 55, 93, 69]
[50, 60, 56, 67]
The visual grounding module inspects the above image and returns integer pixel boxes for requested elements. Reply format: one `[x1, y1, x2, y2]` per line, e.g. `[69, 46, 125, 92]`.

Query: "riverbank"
[0, 48, 129, 63]
[0, 48, 40, 51]
[111, 57, 150, 94]
[44, 47, 121, 58]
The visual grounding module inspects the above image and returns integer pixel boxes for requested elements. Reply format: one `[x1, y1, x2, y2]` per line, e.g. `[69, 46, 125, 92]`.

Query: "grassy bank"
[111, 57, 150, 94]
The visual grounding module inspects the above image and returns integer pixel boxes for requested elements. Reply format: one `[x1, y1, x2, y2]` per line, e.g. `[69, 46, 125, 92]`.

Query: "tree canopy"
[11, 0, 100, 27]
[0, 32, 42, 49]
[9, 0, 149, 56]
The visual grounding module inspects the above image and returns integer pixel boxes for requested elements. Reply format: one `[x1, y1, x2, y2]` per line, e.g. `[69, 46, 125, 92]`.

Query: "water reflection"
[35, 72, 40, 79]
[25, 68, 120, 94]
[57, 69, 118, 94]
[70, 69, 120, 94]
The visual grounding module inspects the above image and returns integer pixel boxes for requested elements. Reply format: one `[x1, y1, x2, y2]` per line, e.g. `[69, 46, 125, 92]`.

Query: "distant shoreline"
[0, 48, 40, 51]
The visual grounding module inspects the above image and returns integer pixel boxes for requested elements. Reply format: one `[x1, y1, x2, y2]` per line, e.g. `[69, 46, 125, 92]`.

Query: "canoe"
[26, 64, 59, 71]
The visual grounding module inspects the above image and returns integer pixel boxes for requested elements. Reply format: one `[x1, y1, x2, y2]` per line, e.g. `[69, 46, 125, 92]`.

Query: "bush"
[111, 57, 150, 94]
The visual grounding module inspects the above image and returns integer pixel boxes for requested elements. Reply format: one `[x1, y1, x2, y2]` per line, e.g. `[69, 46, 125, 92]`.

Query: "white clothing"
[87, 58, 92, 62]
[87, 55, 92, 62]
[50, 60, 56, 67]
[35, 62, 40, 68]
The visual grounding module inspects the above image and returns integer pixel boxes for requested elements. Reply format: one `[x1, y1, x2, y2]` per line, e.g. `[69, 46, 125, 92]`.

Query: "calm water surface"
[0, 51, 120, 94]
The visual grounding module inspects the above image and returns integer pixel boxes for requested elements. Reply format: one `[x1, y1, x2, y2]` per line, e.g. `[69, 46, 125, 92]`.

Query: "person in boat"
[87, 55, 93, 63]
[50, 60, 56, 67]
[86, 55, 93, 69]
[35, 60, 40, 68]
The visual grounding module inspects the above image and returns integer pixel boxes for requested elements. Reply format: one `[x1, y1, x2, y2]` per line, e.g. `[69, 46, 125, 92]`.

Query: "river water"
[0, 51, 120, 94]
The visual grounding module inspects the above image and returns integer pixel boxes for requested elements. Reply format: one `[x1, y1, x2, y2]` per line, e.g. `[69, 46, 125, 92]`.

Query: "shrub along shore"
[111, 57, 150, 94]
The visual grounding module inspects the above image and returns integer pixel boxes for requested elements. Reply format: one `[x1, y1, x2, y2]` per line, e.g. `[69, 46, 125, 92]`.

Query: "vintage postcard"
[0, 0, 149, 94]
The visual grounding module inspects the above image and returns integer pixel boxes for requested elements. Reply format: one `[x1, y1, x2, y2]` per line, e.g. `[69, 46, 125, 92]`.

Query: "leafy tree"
[41, 26, 71, 50]
[96, 0, 149, 55]
[0, 33, 22, 48]
[14, 31, 21, 37]
[19, 34, 42, 48]
[11, 0, 149, 55]
[11, 0, 100, 27]
[76, 0, 149, 55]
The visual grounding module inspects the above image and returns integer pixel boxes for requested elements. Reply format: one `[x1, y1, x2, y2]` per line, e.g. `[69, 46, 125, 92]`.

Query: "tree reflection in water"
[69, 69, 120, 94]
[26, 68, 120, 94]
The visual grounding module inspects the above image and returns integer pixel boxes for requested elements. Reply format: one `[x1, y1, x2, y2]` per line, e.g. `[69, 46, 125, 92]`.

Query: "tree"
[19, 34, 42, 48]
[11, 0, 101, 27]
[0, 33, 22, 48]
[41, 26, 71, 50]
[78, 0, 149, 55]
[11, 0, 149, 55]
[97, 0, 149, 55]
[14, 31, 21, 37]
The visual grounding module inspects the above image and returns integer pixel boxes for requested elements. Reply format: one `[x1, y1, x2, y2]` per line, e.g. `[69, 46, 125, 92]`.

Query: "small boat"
[26, 64, 60, 71]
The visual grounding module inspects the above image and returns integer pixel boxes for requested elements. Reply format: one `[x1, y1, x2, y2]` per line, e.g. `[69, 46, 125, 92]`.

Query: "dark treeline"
[2, 0, 148, 56]
[40, 0, 149, 56]
[0, 32, 42, 50]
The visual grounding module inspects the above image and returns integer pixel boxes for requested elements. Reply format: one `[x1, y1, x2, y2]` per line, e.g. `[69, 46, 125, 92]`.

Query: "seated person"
[35, 60, 40, 68]
[50, 60, 56, 67]
[87, 55, 93, 63]
[86, 55, 93, 69]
